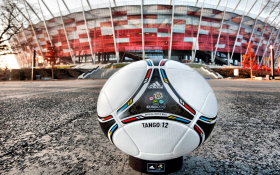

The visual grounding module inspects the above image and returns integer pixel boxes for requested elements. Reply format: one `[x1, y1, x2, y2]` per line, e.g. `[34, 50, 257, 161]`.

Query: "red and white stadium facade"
[8, 0, 280, 67]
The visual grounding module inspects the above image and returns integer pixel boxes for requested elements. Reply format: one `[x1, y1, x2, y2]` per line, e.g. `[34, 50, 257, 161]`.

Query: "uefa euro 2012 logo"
[148, 92, 165, 105]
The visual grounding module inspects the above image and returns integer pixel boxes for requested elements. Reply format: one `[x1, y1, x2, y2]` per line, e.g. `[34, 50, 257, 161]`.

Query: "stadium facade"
[8, 0, 280, 68]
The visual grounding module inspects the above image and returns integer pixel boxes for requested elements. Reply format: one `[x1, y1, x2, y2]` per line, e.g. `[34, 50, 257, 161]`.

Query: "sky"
[0, 54, 20, 69]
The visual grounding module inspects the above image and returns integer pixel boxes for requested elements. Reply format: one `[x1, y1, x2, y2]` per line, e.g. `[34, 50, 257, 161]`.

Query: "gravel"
[0, 79, 279, 175]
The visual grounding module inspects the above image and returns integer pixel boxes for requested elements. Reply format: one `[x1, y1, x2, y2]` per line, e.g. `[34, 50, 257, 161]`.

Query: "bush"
[11, 68, 85, 80]
[212, 68, 280, 78]
[0, 67, 10, 80]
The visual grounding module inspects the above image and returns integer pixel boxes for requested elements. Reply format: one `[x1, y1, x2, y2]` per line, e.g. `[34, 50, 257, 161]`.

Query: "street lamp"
[270, 45, 275, 80]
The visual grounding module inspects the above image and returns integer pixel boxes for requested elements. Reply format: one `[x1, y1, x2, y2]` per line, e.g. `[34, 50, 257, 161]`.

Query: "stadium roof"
[11, 0, 280, 29]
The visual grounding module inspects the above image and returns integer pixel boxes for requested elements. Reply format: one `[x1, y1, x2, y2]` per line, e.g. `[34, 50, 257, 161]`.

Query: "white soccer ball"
[97, 59, 217, 161]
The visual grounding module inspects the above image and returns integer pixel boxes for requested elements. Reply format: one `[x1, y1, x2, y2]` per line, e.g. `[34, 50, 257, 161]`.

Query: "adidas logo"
[148, 81, 163, 89]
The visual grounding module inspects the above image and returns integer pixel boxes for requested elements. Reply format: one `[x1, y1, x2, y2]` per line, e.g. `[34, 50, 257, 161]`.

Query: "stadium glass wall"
[8, 1, 280, 68]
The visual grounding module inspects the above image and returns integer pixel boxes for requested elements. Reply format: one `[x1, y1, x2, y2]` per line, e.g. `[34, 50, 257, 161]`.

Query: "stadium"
[8, 0, 280, 68]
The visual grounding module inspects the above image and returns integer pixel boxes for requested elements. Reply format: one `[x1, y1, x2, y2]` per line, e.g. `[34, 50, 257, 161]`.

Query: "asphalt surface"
[0, 79, 280, 175]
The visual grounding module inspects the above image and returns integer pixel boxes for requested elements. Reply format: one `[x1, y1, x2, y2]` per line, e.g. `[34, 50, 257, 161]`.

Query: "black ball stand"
[129, 156, 183, 174]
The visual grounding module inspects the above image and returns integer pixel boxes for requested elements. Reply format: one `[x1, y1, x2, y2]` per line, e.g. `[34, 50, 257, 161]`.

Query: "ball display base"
[129, 156, 183, 174]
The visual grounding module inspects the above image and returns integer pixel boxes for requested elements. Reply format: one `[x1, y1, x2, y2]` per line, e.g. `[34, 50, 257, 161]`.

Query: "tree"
[242, 42, 257, 79]
[45, 41, 58, 79]
[0, 0, 24, 54]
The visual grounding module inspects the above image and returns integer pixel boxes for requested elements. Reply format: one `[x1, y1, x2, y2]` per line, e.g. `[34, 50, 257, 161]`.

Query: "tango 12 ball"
[97, 59, 217, 161]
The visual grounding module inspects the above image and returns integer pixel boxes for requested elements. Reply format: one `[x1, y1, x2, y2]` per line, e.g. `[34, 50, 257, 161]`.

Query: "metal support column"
[230, 0, 248, 62]
[15, 34, 28, 67]
[246, 0, 258, 16]
[246, 0, 264, 54]
[277, 20, 280, 27]
[257, 0, 271, 17]
[274, 39, 280, 56]
[41, 0, 55, 18]
[272, 30, 280, 51]
[192, 50, 195, 62]
[21, 27, 32, 67]
[274, 34, 280, 55]
[57, 0, 74, 64]
[240, 53, 242, 66]
[255, 23, 268, 59]
[93, 53, 96, 64]
[213, 0, 228, 63]
[260, 28, 275, 65]
[141, 0, 145, 59]
[273, 31, 280, 65]
[233, 0, 242, 12]
[38, 0, 53, 46]
[270, 45, 275, 79]
[108, 0, 119, 63]
[215, 0, 222, 9]
[193, 0, 205, 62]
[195, 0, 198, 6]
[271, 11, 280, 26]
[62, 0, 71, 14]
[168, 0, 175, 60]
[24, 0, 45, 64]
[14, 7, 34, 66]
[269, 1, 280, 16]
[81, 0, 95, 64]
[14, 5, 29, 22]
[275, 48, 280, 62]
[25, 1, 42, 21]
[256, 1, 278, 62]
[86, 0, 92, 10]
[227, 52, 230, 66]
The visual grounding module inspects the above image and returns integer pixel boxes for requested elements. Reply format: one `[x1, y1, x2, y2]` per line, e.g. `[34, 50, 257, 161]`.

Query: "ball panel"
[120, 60, 147, 72]
[101, 62, 147, 112]
[135, 152, 175, 161]
[97, 91, 113, 117]
[165, 60, 195, 72]
[196, 120, 216, 141]
[173, 128, 200, 157]
[98, 119, 116, 139]
[165, 68, 213, 113]
[113, 128, 140, 156]
[200, 92, 218, 118]
[123, 120, 188, 154]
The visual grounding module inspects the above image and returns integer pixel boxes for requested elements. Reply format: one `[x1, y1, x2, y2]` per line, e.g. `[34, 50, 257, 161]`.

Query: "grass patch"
[104, 63, 129, 69]
[188, 65, 202, 68]
[38, 65, 75, 69]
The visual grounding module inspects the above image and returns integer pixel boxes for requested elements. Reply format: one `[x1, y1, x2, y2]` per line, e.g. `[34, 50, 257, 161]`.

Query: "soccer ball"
[97, 59, 217, 161]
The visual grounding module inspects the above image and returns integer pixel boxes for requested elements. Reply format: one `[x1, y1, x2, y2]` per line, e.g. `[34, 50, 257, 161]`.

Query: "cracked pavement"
[0, 79, 279, 174]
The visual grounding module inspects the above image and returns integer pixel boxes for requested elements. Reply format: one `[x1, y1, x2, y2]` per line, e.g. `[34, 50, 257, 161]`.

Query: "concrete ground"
[0, 79, 279, 175]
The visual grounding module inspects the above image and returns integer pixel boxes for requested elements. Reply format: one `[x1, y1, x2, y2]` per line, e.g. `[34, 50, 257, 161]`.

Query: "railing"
[78, 66, 99, 79]
[201, 66, 223, 79]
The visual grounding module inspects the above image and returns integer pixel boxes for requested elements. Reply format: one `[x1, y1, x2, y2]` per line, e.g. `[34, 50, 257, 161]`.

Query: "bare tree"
[0, 0, 24, 54]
